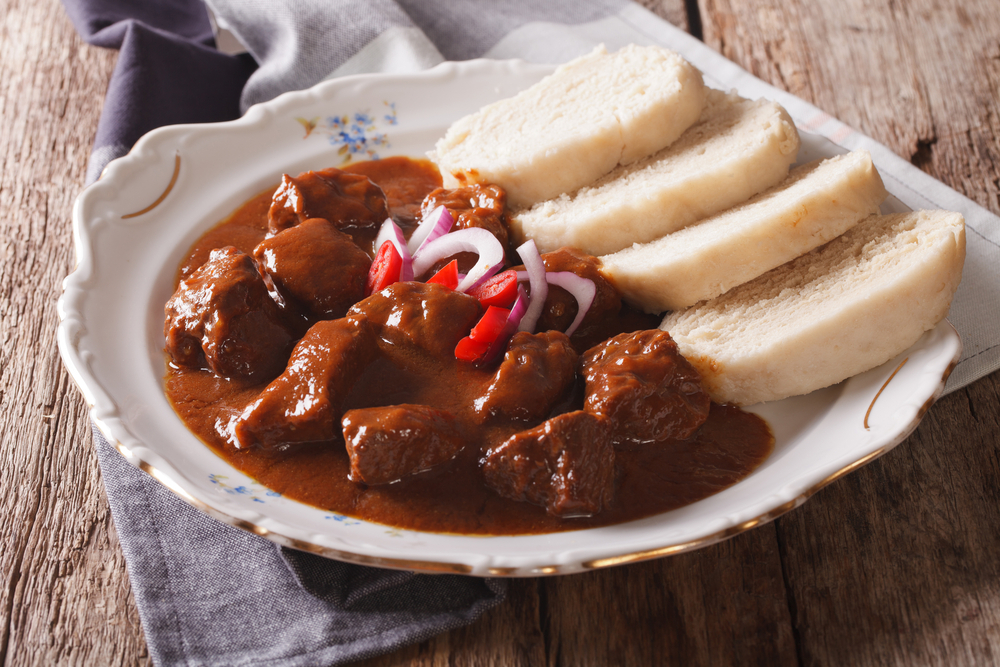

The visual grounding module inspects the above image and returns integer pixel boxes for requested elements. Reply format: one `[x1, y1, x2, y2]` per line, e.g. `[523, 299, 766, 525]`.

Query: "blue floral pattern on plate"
[208, 474, 282, 504]
[296, 101, 398, 163]
[324, 513, 361, 526]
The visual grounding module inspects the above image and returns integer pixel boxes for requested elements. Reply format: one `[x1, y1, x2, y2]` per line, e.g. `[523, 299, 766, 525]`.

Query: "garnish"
[407, 205, 455, 254]
[366, 240, 403, 295]
[373, 219, 413, 280]
[540, 271, 596, 337]
[426, 259, 460, 289]
[410, 227, 504, 292]
[468, 269, 518, 308]
[455, 305, 511, 363]
[515, 239, 548, 333]
[368, 207, 596, 361]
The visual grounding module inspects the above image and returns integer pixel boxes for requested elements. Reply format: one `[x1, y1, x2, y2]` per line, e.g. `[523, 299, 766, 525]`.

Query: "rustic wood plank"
[700, 0, 1000, 664]
[0, 0, 150, 665]
[774, 380, 1000, 666]
[358, 529, 798, 667]
[541, 528, 797, 667]
[699, 0, 1000, 210]
[357, 579, 549, 667]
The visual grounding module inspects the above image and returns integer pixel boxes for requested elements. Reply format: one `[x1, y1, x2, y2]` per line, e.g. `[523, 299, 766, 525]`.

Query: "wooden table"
[2, 0, 998, 664]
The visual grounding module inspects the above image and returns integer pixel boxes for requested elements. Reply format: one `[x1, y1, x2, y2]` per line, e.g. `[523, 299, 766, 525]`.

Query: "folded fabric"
[94, 428, 504, 667]
[63, 0, 257, 184]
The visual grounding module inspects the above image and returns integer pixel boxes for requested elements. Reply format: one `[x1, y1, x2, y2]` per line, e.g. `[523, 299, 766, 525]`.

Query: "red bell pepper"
[365, 240, 403, 296]
[455, 306, 512, 362]
[455, 335, 490, 362]
[467, 269, 518, 308]
[426, 259, 459, 289]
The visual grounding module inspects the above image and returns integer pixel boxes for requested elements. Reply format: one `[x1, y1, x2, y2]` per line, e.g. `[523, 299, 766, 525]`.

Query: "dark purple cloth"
[63, 0, 256, 182]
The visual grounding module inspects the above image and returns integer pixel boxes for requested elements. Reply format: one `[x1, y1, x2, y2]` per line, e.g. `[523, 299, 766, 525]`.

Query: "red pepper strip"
[455, 335, 490, 362]
[467, 269, 518, 308]
[365, 240, 403, 296]
[469, 306, 511, 343]
[426, 259, 459, 289]
[455, 306, 513, 362]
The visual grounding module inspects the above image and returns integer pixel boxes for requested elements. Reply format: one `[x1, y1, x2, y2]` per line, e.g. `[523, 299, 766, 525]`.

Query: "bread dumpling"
[661, 210, 966, 405]
[431, 44, 707, 208]
[511, 90, 801, 255]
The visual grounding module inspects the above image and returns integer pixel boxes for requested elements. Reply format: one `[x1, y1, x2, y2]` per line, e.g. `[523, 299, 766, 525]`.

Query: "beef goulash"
[165, 44, 965, 535]
[164, 157, 773, 535]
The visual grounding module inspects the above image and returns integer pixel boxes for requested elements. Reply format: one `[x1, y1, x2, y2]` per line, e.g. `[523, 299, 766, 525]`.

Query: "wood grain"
[1, 0, 998, 665]
[0, 0, 150, 665]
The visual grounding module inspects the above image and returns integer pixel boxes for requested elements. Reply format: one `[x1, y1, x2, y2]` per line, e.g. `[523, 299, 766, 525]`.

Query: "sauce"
[165, 157, 773, 535]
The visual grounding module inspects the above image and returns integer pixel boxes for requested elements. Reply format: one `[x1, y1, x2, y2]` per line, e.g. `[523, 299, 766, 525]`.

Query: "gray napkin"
[94, 427, 505, 667]
[207, 0, 633, 112]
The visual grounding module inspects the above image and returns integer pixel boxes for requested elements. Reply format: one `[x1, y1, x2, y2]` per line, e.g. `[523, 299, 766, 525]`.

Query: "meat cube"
[422, 184, 510, 255]
[474, 331, 578, 423]
[535, 247, 622, 339]
[346, 156, 443, 228]
[482, 411, 615, 518]
[582, 330, 710, 446]
[342, 404, 464, 484]
[164, 246, 295, 381]
[234, 316, 377, 449]
[267, 167, 389, 238]
[348, 281, 482, 360]
[254, 218, 371, 321]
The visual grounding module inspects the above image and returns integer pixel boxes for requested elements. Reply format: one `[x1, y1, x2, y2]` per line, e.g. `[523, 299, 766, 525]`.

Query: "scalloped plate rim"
[57, 57, 962, 576]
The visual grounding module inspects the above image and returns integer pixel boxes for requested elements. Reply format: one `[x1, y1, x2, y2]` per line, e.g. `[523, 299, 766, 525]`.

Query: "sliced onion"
[516, 267, 596, 336]
[516, 239, 548, 333]
[411, 228, 504, 292]
[374, 218, 413, 281]
[407, 205, 454, 255]
[481, 285, 530, 364]
[545, 271, 596, 337]
[511, 284, 530, 323]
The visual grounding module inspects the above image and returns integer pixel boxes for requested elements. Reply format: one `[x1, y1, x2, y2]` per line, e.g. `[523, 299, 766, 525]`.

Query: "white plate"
[58, 58, 961, 577]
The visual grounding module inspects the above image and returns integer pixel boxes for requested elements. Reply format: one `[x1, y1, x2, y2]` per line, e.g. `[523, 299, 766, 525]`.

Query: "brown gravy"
[165, 157, 773, 535]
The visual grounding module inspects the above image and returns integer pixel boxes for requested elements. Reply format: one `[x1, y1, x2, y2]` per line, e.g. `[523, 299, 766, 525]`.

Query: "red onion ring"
[481, 285, 530, 365]
[411, 228, 504, 292]
[407, 205, 454, 255]
[374, 218, 413, 281]
[545, 271, 596, 337]
[515, 240, 548, 333]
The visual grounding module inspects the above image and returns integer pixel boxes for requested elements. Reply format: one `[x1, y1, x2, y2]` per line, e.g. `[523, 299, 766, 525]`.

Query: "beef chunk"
[422, 184, 510, 256]
[482, 411, 614, 518]
[234, 316, 377, 449]
[348, 281, 482, 360]
[582, 330, 710, 446]
[254, 218, 371, 321]
[346, 156, 443, 229]
[474, 331, 578, 423]
[267, 167, 389, 239]
[164, 246, 295, 382]
[342, 404, 464, 484]
[535, 247, 622, 340]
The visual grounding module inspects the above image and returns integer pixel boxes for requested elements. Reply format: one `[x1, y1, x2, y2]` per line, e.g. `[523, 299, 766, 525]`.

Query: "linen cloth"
[65, 0, 1000, 665]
